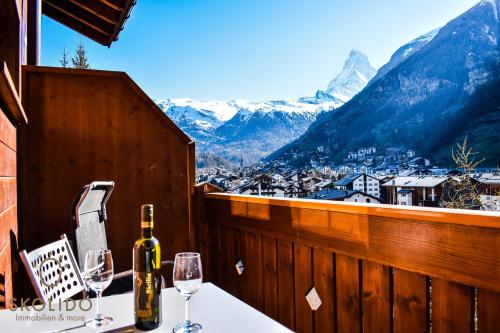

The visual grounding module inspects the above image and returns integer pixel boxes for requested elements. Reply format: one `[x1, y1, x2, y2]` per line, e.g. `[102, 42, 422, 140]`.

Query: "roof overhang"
[42, 0, 136, 47]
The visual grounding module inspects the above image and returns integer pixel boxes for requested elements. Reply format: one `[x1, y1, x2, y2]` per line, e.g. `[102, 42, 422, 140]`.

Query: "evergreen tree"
[59, 47, 69, 67]
[71, 41, 91, 69]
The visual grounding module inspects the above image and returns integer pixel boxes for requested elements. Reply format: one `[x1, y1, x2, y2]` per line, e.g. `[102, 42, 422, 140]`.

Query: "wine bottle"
[133, 204, 162, 330]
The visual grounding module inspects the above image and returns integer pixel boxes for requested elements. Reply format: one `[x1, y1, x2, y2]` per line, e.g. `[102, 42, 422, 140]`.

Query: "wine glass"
[83, 249, 114, 328]
[173, 252, 203, 333]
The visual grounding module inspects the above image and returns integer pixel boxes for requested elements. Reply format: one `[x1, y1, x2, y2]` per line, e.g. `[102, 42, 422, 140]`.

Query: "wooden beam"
[99, 0, 127, 11]
[0, 62, 27, 124]
[67, 0, 121, 24]
[44, 0, 115, 36]
[42, 4, 111, 46]
[27, 0, 41, 65]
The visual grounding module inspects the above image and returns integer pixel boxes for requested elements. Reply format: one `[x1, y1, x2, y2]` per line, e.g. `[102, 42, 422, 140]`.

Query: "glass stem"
[185, 297, 190, 326]
[96, 291, 103, 321]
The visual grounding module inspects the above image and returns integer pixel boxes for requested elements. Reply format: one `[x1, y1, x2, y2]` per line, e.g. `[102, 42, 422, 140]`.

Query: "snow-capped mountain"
[156, 99, 239, 144]
[324, 50, 377, 103]
[156, 50, 376, 165]
[370, 28, 441, 84]
[271, 0, 500, 166]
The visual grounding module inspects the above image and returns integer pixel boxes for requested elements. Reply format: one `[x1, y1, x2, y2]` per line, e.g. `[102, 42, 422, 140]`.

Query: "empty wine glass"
[173, 252, 203, 333]
[83, 249, 114, 328]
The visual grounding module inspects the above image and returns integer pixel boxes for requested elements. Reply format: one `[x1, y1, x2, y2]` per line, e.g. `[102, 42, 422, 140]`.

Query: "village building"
[306, 189, 381, 204]
[335, 173, 381, 198]
[382, 176, 448, 207]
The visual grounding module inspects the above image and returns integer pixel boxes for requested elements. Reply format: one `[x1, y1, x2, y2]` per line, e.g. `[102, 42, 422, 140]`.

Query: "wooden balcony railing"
[194, 184, 500, 333]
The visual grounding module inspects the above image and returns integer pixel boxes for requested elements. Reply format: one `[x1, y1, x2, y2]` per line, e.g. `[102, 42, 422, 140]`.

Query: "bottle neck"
[141, 219, 153, 238]
[141, 225, 153, 238]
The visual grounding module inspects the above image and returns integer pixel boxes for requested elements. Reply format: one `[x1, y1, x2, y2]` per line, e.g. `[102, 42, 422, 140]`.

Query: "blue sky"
[41, 0, 479, 101]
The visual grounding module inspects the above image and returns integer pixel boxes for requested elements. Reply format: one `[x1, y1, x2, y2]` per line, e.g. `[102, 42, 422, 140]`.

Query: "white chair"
[19, 234, 86, 303]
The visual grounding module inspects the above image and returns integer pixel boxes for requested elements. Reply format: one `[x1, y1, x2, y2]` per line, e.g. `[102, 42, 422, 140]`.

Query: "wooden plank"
[0, 178, 16, 214]
[239, 231, 263, 311]
[294, 244, 313, 333]
[393, 269, 427, 333]
[478, 289, 500, 333]
[0, 62, 26, 124]
[204, 193, 500, 228]
[362, 261, 391, 333]
[0, 143, 16, 177]
[44, 0, 116, 36]
[0, 206, 17, 250]
[432, 278, 472, 333]
[277, 240, 295, 330]
[313, 248, 335, 333]
[204, 195, 500, 292]
[20, 68, 194, 277]
[42, 5, 111, 46]
[68, 0, 121, 24]
[219, 226, 239, 297]
[262, 236, 278, 320]
[0, 244, 12, 309]
[336, 254, 361, 333]
[99, 0, 127, 10]
[0, 108, 16, 150]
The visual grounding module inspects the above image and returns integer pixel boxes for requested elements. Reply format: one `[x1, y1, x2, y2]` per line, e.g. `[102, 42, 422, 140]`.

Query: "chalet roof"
[475, 173, 500, 185]
[42, 0, 136, 46]
[335, 173, 378, 186]
[382, 176, 448, 188]
[306, 189, 358, 200]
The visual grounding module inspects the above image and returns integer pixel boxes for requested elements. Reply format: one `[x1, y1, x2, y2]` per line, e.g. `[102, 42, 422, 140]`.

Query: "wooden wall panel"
[20, 67, 195, 282]
[262, 235, 278, 320]
[478, 289, 500, 333]
[0, 178, 16, 214]
[313, 249, 335, 333]
[0, 105, 18, 310]
[219, 226, 239, 297]
[0, 108, 16, 149]
[201, 190, 500, 332]
[277, 240, 295, 330]
[239, 230, 263, 311]
[393, 269, 427, 333]
[294, 244, 313, 333]
[362, 261, 391, 333]
[0, 143, 16, 177]
[204, 194, 500, 293]
[336, 254, 361, 333]
[432, 278, 472, 333]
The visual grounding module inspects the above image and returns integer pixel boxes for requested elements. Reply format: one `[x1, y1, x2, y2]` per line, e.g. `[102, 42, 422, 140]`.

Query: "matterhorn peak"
[325, 50, 377, 103]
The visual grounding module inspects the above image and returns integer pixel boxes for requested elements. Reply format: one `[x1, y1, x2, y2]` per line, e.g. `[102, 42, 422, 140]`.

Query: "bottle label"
[134, 271, 161, 318]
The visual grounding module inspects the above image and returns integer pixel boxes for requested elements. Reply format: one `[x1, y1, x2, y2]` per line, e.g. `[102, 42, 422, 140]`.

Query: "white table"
[1, 283, 293, 333]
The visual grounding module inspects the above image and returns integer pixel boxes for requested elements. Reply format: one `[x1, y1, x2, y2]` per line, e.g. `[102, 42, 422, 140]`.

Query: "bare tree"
[440, 137, 484, 210]
[59, 47, 69, 67]
[71, 41, 91, 69]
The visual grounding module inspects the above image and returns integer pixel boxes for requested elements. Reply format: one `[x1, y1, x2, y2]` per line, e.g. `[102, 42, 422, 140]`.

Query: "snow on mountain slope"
[271, 0, 500, 166]
[370, 28, 441, 84]
[157, 50, 376, 164]
[324, 50, 377, 103]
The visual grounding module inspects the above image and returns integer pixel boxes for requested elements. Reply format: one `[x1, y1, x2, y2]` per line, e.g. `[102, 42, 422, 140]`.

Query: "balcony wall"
[196, 187, 500, 333]
[19, 66, 196, 295]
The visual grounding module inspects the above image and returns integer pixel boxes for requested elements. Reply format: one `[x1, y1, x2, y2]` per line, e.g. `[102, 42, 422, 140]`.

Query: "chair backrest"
[19, 234, 86, 303]
[71, 181, 114, 271]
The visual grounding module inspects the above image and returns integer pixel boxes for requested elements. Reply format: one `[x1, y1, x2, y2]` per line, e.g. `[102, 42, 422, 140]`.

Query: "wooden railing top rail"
[203, 192, 500, 292]
[204, 192, 500, 228]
